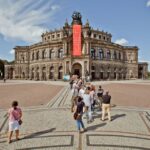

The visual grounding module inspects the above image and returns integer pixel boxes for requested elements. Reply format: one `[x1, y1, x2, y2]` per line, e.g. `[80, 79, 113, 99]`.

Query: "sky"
[0, 0, 150, 70]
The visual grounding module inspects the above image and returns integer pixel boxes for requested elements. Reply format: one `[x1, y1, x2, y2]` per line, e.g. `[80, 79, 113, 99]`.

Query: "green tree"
[0, 59, 4, 79]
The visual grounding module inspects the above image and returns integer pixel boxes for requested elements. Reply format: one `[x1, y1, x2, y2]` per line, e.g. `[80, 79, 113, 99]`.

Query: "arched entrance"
[42, 67, 46, 80]
[72, 63, 82, 77]
[36, 67, 40, 80]
[138, 66, 143, 79]
[9, 68, 14, 79]
[31, 68, 34, 80]
[22, 72, 25, 79]
[58, 66, 63, 79]
[49, 66, 54, 79]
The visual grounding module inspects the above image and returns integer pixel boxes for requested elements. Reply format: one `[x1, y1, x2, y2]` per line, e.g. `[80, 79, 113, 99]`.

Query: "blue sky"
[0, 0, 150, 70]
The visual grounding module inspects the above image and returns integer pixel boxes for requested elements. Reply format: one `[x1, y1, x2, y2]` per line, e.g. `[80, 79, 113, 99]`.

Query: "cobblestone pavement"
[0, 80, 150, 150]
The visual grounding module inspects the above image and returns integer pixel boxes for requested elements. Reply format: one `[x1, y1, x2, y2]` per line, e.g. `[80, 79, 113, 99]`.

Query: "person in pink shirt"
[8, 101, 22, 143]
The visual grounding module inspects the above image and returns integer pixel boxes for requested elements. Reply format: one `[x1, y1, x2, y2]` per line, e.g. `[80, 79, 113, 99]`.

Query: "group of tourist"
[70, 75, 111, 133]
[6, 75, 111, 143]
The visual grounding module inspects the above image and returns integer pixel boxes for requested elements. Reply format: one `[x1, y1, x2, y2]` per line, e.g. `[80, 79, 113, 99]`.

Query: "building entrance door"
[74, 69, 80, 76]
[72, 63, 82, 77]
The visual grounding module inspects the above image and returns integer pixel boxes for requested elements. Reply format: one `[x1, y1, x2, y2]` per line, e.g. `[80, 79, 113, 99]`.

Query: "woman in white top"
[71, 81, 79, 112]
[72, 81, 79, 97]
[78, 85, 85, 98]
[83, 88, 93, 123]
[90, 85, 96, 112]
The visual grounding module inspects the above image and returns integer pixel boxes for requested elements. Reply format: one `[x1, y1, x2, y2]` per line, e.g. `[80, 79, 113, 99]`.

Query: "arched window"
[90, 48, 95, 59]
[42, 50, 46, 59]
[106, 50, 111, 60]
[36, 51, 39, 60]
[49, 50, 51, 59]
[114, 51, 117, 60]
[32, 53, 34, 60]
[58, 49, 63, 58]
[118, 52, 121, 60]
[91, 66, 95, 70]
[99, 49, 103, 60]
[51, 50, 55, 58]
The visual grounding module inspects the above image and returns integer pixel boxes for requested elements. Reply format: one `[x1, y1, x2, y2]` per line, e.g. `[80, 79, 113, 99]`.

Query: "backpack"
[97, 90, 103, 97]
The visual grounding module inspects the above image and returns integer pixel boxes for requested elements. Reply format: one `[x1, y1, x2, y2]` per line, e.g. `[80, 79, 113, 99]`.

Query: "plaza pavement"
[0, 80, 150, 150]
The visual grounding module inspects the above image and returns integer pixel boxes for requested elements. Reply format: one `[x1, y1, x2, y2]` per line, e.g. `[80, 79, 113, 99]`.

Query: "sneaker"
[83, 128, 87, 132]
[16, 138, 20, 141]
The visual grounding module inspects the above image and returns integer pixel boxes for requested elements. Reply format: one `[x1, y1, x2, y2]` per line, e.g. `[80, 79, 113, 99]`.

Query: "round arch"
[72, 63, 82, 77]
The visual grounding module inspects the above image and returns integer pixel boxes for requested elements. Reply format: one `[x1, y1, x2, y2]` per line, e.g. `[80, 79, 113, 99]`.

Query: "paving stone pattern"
[0, 80, 150, 150]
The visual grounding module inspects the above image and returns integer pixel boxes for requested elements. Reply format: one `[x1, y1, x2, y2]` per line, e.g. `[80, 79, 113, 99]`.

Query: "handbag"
[18, 120, 23, 125]
[73, 112, 81, 120]
[73, 112, 78, 120]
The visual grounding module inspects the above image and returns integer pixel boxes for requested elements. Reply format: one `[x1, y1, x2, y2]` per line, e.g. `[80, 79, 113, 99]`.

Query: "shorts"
[9, 120, 20, 131]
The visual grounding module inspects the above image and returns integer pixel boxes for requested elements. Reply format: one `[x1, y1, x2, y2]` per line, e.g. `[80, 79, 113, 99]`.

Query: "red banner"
[73, 25, 81, 56]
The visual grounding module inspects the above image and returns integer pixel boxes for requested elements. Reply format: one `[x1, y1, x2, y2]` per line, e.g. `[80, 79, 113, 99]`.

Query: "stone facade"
[5, 12, 148, 80]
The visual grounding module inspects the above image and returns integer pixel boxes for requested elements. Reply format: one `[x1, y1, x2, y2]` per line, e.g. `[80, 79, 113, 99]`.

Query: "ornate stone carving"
[72, 11, 82, 25]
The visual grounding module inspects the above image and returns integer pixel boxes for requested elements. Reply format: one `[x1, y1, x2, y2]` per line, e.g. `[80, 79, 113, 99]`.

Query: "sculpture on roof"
[72, 11, 82, 25]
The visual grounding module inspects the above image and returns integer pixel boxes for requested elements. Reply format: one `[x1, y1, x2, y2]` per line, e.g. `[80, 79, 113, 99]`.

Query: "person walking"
[69, 76, 74, 89]
[101, 91, 111, 121]
[78, 85, 85, 98]
[83, 88, 93, 123]
[8, 101, 22, 143]
[3, 78, 6, 83]
[90, 85, 96, 112]
[71, 81, 79, 112]
[73, 97, 86, 133]
[97, 85, 104, 109]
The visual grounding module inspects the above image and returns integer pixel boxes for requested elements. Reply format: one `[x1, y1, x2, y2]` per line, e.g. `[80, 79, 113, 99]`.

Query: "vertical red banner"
[73, 25, 81, 56]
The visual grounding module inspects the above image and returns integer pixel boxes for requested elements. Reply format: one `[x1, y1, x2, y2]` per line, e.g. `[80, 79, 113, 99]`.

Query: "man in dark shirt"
[101, 91, 111, 121]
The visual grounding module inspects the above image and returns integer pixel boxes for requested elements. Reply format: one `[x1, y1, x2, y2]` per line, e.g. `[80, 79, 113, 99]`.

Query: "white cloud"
[9, 49, 15, 54]
[0, 0, 60, 43]
[51, 5, 60, 10]
[147, 0, 150, 7]
[115, 38, 129, 46]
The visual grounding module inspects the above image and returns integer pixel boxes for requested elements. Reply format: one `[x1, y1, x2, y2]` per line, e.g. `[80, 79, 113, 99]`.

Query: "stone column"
[39, 66, 42, 80]
[29, 67, 31, 79]
[46, 65, 49, 80]
[116, 73, 119, 80]
[54, 63, 59, 80]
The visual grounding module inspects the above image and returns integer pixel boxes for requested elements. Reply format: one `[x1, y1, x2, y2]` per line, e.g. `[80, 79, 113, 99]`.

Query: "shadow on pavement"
[111, 114, 126, 121]
[86, 123, 106, 131]
[23, 128, 56, 139]
[111, 104, 116, 107]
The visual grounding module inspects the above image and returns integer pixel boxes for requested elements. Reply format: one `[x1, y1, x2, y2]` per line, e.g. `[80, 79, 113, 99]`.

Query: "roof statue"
[72, 11, 82, 25]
